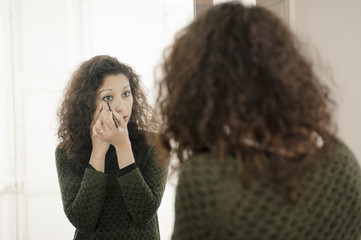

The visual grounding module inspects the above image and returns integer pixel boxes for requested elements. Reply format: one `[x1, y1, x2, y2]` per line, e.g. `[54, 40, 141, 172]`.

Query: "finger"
[93, 116, 108, 136]
[93, 103, 104, 122]
[91, 104, 106, 131]
[92, 124, 102, 137]
[97, 104, 110, 125]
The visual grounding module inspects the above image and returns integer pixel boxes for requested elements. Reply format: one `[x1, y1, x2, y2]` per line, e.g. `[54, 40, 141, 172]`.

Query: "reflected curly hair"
[57, 55, 156, 166]
[156, 2, 336, 201]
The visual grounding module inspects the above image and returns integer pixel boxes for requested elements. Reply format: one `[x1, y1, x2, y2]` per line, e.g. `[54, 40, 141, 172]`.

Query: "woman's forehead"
[98, 74, 130, 92]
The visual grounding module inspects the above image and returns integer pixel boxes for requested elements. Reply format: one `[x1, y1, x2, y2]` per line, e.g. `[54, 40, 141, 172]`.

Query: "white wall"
[0, 0, 17, 238]
[294, 0, 361, 162]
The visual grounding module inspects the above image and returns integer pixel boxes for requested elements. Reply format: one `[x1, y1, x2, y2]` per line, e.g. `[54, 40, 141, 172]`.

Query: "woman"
[56, 55, 167, 239]
[155, 2, 361, 240]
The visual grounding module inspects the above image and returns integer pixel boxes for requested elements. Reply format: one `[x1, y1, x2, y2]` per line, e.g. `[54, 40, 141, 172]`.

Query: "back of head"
[157, 2, 335, 201]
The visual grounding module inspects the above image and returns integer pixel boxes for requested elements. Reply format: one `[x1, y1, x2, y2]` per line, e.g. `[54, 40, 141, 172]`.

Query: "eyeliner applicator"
[107, 102, 120, 130]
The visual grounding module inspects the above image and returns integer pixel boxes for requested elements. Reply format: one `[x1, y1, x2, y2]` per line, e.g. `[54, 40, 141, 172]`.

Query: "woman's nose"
[111, 99, 126, 112]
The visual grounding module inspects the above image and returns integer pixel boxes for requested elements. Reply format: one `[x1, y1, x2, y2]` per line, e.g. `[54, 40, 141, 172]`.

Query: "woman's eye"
[122, 91, 131, 97]
[103, 95, 113, 102]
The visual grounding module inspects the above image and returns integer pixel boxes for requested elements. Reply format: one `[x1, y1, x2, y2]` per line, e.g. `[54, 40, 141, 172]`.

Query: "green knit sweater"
[172, 141, 361, 240]
[56, 143, 167, 240]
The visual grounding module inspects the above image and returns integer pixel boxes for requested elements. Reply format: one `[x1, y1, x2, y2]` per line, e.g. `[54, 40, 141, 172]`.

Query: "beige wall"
[294, 0, 361, 162]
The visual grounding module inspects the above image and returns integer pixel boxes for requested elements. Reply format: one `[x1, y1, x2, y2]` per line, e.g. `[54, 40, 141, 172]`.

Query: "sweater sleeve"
[55, 147, 108, 232]
[172, 154, 221, 240]
[117, 147, 168, 224]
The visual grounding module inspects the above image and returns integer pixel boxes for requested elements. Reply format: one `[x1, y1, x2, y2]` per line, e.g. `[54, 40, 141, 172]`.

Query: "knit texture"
[56, 144, 167, 240]
[172, 140, 361, 240]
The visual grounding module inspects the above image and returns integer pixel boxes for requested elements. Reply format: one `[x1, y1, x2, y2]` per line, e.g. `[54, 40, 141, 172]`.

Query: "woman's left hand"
[96, 110, 135, 168]
[93, 110, 131, 149]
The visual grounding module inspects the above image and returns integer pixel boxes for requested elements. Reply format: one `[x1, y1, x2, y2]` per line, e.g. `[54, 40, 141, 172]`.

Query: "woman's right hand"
[90, 103, 111, 155]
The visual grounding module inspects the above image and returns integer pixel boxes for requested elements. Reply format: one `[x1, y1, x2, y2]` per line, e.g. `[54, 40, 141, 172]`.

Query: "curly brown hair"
[156, 2, 336, 201]
[57, 55, 156, 166]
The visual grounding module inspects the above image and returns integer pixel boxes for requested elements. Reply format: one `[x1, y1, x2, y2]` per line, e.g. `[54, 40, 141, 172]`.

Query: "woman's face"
[95, 73, 133, 124]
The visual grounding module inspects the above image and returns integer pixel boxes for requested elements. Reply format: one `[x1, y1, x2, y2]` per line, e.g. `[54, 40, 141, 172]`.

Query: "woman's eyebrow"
[97, 89, 113, 95]
[123, 85, 130, 89]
